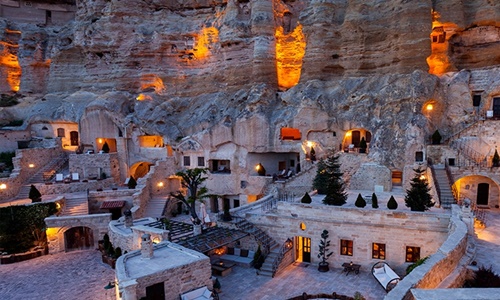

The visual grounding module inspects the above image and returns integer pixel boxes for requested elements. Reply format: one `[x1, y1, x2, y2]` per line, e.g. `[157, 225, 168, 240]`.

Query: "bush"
[114, 247, 122, 259]
[387, 195, 398, 210]
[301, 192, 312, 204]
[371, 193, 379, 208]
[102, 141, 110, 153]
[464, 265, 500, 288]
[127, 176, 137, 189]
[355, 193, 366, 208]
[406, 256, 428, 274]
[431, 130, 442, 145]
[0, 94, 19, 107]
[28, 185, 42, 203]
[493, 149, 500, 167]
[252, 244, 265, 269]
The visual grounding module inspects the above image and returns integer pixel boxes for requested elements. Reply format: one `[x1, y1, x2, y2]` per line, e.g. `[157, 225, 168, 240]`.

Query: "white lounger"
[371, 261, 400, 292]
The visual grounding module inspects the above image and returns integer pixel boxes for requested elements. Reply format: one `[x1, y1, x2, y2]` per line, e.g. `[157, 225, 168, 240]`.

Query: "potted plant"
[493, 149, 500, 167]
[317, 229, 333, 272]
[359, 137, 367, 153]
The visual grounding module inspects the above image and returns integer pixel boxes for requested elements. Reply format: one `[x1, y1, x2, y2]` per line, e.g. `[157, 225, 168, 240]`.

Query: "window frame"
[197, 156, 205, 167]
[340, 239, 353, 256]
[372, 243, 386, 260]
[405, 246, 421, 263]
[183, 156, 191, 167]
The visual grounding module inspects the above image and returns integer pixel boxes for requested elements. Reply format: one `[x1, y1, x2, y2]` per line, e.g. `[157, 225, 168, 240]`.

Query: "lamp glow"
[0, 183, 6, 190]
[157, 182, 164, 187]
[426, 104, 433, 111]
[306, 141, 313, 148]
[29, 163, 35, 168]
[98, 138, 103, 144]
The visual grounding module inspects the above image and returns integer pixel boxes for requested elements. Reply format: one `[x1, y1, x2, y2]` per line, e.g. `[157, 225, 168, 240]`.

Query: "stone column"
[141, 233, 153, 259]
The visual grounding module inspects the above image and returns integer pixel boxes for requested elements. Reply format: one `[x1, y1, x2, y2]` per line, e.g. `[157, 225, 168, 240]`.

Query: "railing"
[443, 112, 485, 143]
[427, 158, 442, 202]
[228, 216, 273, 256]
[271, 239, 292, 277]
[450, 140, 489, 168]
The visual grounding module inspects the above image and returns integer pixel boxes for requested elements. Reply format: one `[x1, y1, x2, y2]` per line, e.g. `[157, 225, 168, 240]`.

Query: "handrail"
[450, 140, 489, 168]
[427, 158, 441, 202]
[443, 112, 485, 143]
[271, 239, 292, 277]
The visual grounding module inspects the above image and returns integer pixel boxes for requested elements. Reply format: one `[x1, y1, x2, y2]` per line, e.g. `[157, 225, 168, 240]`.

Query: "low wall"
[386, 205, 468, 300]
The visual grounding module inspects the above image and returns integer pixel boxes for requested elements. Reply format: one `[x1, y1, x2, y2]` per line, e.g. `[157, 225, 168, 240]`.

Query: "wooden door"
[302, 237, 311, 263]
[352, 131, 361, 147]
[477, 183, 489, 205]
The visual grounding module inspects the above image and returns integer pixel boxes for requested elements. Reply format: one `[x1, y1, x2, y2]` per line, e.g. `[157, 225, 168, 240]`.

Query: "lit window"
[300, 222, 306, 231]
[198, 156, 205, 167]
[340, 239, 353, 256]
[406, 246, 420, 263]
[183, 156, 190, 166]
[280, 127, 301, 140]
[372, 243, 386, 259]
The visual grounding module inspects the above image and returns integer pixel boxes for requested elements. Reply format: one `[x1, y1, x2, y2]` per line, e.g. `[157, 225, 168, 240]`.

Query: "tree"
[127, 176, 137, 189]
[317, 229, 333, 272]
[355, 193, 366, 208]
[405, 167, 434, 211]
[102, 141, 110, 153]
[29, 184, 42, 203]
[170, 168, 210, 225]
[313, 151, 347, 206]
[371, 193, 379, 208]
[301, 192, 312, 204]
[493, 149, 500, 167]
[431, 130, 442, 145]
[310, 146, 316, 161]
[387, 195, 398, 210]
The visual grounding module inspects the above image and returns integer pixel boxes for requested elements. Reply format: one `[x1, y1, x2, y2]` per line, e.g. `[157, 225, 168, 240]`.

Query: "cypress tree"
[371, 193, 379, 208]
[301, 192, 312, 204]
[127, 176, 137, 189]
[405, 167, 434, 211]
[102, 141, 110, 153]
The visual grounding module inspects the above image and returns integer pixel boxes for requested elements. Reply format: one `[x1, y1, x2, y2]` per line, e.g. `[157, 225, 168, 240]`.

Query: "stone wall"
[69, 152, 120, 182]
[0, 129, 30, 152]
[245, 202, 451, 273]
[350, 163, 392, 192]
[45, 213, 111, 254]
[386, 205, 468, 300]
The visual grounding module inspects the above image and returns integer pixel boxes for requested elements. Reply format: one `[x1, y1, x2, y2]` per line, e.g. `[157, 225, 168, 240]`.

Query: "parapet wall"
[386, 205, 468, 300]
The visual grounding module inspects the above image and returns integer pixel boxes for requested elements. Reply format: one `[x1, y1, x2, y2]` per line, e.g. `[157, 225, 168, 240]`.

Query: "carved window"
[415, 151, 423, 162]
[57, 128, 65, 137]
[406, 246, 420, 263]
[280, 127, 301, 140]
[372, 243, 386, 259]
[197, 156, 205, 167]
[183, 156, 191, 166]
[340, 239, 353, 256]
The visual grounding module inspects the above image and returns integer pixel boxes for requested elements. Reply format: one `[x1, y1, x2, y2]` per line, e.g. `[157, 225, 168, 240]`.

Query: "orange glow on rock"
[275, 24, 306, 89]
[194, 27, 219, 60]
[140, 74, 165, 94]
[136, 94, 152, 101]
[0, 41, 22, 92]
[426, 10, 458, 75]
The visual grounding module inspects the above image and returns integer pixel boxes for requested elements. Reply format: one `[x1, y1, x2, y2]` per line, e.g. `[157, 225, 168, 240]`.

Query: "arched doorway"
[342, 129, 372, 153]
[129, 161, 152, 180]
[64, 227, 94, 251]
[477, 183, 489, 206]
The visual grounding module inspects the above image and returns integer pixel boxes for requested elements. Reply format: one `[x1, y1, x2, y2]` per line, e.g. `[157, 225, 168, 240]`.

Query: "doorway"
[493, 97, 500, 118]
[477, 183, 489, 206]
[351, 131, 361, 147]
[294, 236, 311, 263]
[146, 282, 165, 300]
[64, 226, 94, 251]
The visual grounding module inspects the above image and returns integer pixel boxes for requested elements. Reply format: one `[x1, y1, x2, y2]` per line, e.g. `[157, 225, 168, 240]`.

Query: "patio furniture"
[219, 247, 255, 267]
[180, 286, 213, 300]
[342, 262, 360, 276]
[211, 260, 235, 277]
[371, 261, 400, 292]
[55, 173, 64, 183]
[71, 173, 80, 182]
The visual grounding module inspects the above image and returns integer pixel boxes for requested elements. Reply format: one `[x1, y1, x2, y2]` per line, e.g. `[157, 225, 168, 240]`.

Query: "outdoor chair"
[55, 173, 64, 183]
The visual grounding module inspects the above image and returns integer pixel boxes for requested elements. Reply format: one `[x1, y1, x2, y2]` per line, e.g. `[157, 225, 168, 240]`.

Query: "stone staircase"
[431, 166, 455, 209]
[144, 197, 168, 218]
[61, 192, 89, 216]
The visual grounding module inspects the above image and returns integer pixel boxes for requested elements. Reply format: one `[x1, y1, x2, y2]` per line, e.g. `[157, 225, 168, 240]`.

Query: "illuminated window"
[406, 246, 420, 263]
[197, 156, 205, 167]
[183, 156, 190, 166]
[280, 127, 301, 140]
[340, 239, 353, 256]
[372, 243, 386, 259]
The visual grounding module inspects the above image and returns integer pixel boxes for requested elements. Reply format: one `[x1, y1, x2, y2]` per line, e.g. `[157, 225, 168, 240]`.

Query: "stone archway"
[64, 226, 94, 252]
[342, 128, 372, 153]
[129, 161, 152, 180]
[453, 175, 500, 209]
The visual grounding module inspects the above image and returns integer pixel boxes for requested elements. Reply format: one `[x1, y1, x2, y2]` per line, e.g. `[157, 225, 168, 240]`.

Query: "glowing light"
[29, 163, 35, 168]
[307, 141, 313, 148]
[426, 10, 458, 75]
[420, 175, 426, 180]
[193, 27, 219, 60]
[55, 202, 61, 210]
[136, 94, 152, 101]
[275, 24, 306, 89]
[157, 182, 164, 187]
[426, 104, 433, 111]
[140, 74, 165, 94]
[152, 237, 161, 244]
[346, 131, 352, 137]
[214, 247, 225, 255]
[0, 40, 22, 92]
[0, 183, 6, 190]
[98, 138, 103, 144]
[255, 164, 261, 171]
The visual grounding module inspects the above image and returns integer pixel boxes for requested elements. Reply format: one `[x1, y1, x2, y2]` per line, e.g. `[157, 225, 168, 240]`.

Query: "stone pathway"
[0, 250, 116, 300]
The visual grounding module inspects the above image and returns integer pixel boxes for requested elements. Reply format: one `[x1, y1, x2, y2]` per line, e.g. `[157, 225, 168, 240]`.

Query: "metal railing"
[450, 140, 490, 168]
[271, 239, 293, 277]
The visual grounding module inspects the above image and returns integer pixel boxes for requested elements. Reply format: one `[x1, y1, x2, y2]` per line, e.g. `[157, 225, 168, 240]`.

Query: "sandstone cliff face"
[1, 0, 500, 173]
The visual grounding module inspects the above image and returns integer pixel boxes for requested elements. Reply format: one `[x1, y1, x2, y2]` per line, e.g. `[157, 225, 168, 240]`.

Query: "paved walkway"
[0, 250, 116, 300]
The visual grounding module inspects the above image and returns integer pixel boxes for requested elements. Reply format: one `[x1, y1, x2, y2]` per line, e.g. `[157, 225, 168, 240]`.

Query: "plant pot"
[318, 262, 329, 272]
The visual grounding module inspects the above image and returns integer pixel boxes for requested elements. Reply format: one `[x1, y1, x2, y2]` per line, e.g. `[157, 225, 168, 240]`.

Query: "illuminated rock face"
[0, 29, 21, 93]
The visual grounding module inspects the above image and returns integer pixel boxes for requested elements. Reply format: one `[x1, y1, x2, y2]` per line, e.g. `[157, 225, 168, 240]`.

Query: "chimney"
[141, 233, 154, 259]
[124, 210, 133, 228]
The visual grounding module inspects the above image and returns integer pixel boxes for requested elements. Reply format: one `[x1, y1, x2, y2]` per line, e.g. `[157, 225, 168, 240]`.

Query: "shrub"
[355, 193, 366, 208]
[0, 94, 19, 107]
[387, 195, 398, 210]
[301, 192, 312, 204]
[29, 185, 42, 203]
[493, 149, 500, 167]
[431, 130, 442, 145]
[252, 244, 265, 269]
[464, 265, 500, 288]
[127, 176, 137, 189]
[371, 193, 379, 208]
[406, 256, 428, 275]
[102, 141, 110, 153]
[114, 247, 122, 259]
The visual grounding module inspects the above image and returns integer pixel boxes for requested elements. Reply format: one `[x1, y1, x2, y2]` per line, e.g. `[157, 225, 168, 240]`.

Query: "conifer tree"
[313, 151, 347, 206]
[301, 192, 312, 204]
[405, 167, 434, 211]
[355, 193, 366, 208]
[387, 195, 398, 210]
[29, 184, 42, 203]
[102, 141, 110, 153]
[371, 193, 379, 208]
